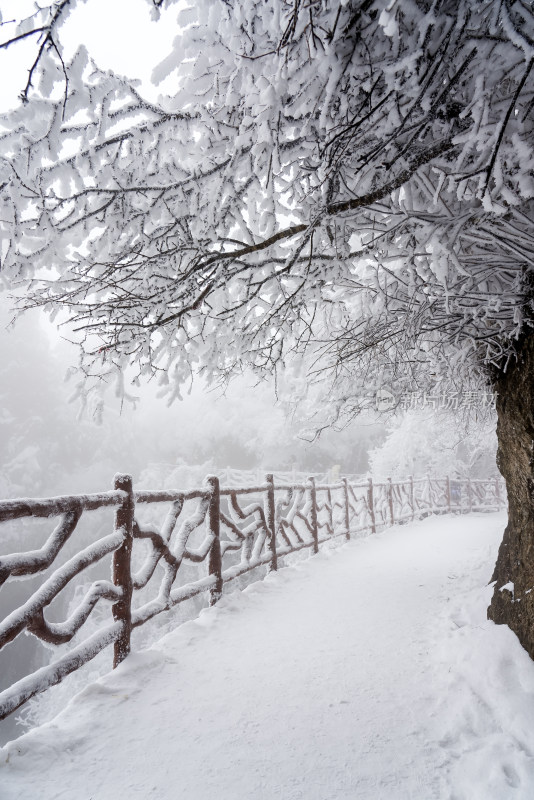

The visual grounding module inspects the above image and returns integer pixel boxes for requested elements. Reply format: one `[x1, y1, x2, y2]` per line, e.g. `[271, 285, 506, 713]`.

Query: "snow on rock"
[2, 512, 534, 799]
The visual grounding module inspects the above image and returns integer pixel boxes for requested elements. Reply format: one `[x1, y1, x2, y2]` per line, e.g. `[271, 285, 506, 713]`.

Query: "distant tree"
[369, 410, 497, 481]
[1, 2, 534, 653]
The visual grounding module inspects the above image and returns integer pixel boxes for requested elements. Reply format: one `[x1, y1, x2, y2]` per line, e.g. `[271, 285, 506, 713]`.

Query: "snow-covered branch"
[0, 0, 532, 415]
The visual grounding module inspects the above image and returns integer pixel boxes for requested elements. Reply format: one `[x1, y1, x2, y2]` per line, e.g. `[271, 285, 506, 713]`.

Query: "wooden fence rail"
[0, 473, 506, 723]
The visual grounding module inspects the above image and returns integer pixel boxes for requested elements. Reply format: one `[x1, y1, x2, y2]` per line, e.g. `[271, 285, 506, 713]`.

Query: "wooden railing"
[0, 473, 505, 722]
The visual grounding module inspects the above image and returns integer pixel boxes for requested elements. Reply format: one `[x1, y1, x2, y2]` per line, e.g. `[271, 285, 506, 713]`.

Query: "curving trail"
[2, 512, 534, 800]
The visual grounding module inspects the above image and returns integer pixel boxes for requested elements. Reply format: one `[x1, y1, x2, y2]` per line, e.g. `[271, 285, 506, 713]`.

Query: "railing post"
[206, 475, 223, 606]
[112, 473, 135, 669]
[309, 477, 319, 554]
[388, 477, 394, 526]
[446, 475, 451, 513]
[367, 477, 376, 534]
[264, 473, 278, 573]
[409, 475, 415, 521]
[327, 487, 334, 537]
[342, 478, 350, 541]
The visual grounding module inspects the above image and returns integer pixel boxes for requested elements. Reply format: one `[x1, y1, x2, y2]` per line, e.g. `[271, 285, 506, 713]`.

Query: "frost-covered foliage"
[369, 410, 498, 480]
[0, 1, 533, 420]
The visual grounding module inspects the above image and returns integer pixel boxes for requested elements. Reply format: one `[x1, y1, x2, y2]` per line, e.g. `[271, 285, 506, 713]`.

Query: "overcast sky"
[0, 0, 181, 112]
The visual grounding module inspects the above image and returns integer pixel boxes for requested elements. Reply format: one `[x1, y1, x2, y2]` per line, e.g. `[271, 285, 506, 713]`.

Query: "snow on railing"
[0, 473, 505, 722]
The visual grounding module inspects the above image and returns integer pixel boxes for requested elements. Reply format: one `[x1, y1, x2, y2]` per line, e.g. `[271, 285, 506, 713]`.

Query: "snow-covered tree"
[369, 410, 497, 481]
[1, 2, 534, 652]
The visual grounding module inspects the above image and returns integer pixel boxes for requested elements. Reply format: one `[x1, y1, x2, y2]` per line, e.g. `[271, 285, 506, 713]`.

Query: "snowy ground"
[2, 512, 534, 800]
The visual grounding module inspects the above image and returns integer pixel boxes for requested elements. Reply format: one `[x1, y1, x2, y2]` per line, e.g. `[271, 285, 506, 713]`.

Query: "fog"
[0, 291, 498, 747]
[0, 298, 386, 500]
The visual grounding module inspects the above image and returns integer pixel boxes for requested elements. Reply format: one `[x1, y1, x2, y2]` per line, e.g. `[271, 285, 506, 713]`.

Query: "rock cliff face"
[489, 332, 534, 658]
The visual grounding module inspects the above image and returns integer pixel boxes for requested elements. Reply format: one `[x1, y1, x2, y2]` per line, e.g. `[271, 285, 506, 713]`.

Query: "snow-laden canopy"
[0, 0, 533, 416]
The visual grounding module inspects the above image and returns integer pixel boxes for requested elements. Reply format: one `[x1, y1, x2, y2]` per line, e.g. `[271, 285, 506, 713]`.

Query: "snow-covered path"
[3, 512, 534, 800]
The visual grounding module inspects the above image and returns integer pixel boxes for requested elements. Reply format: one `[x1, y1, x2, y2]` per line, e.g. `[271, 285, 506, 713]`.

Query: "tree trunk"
[488, 331, 534, 657]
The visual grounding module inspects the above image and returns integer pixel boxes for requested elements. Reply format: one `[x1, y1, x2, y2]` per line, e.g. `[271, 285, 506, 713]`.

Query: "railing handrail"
[0, 474, 504, 519]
